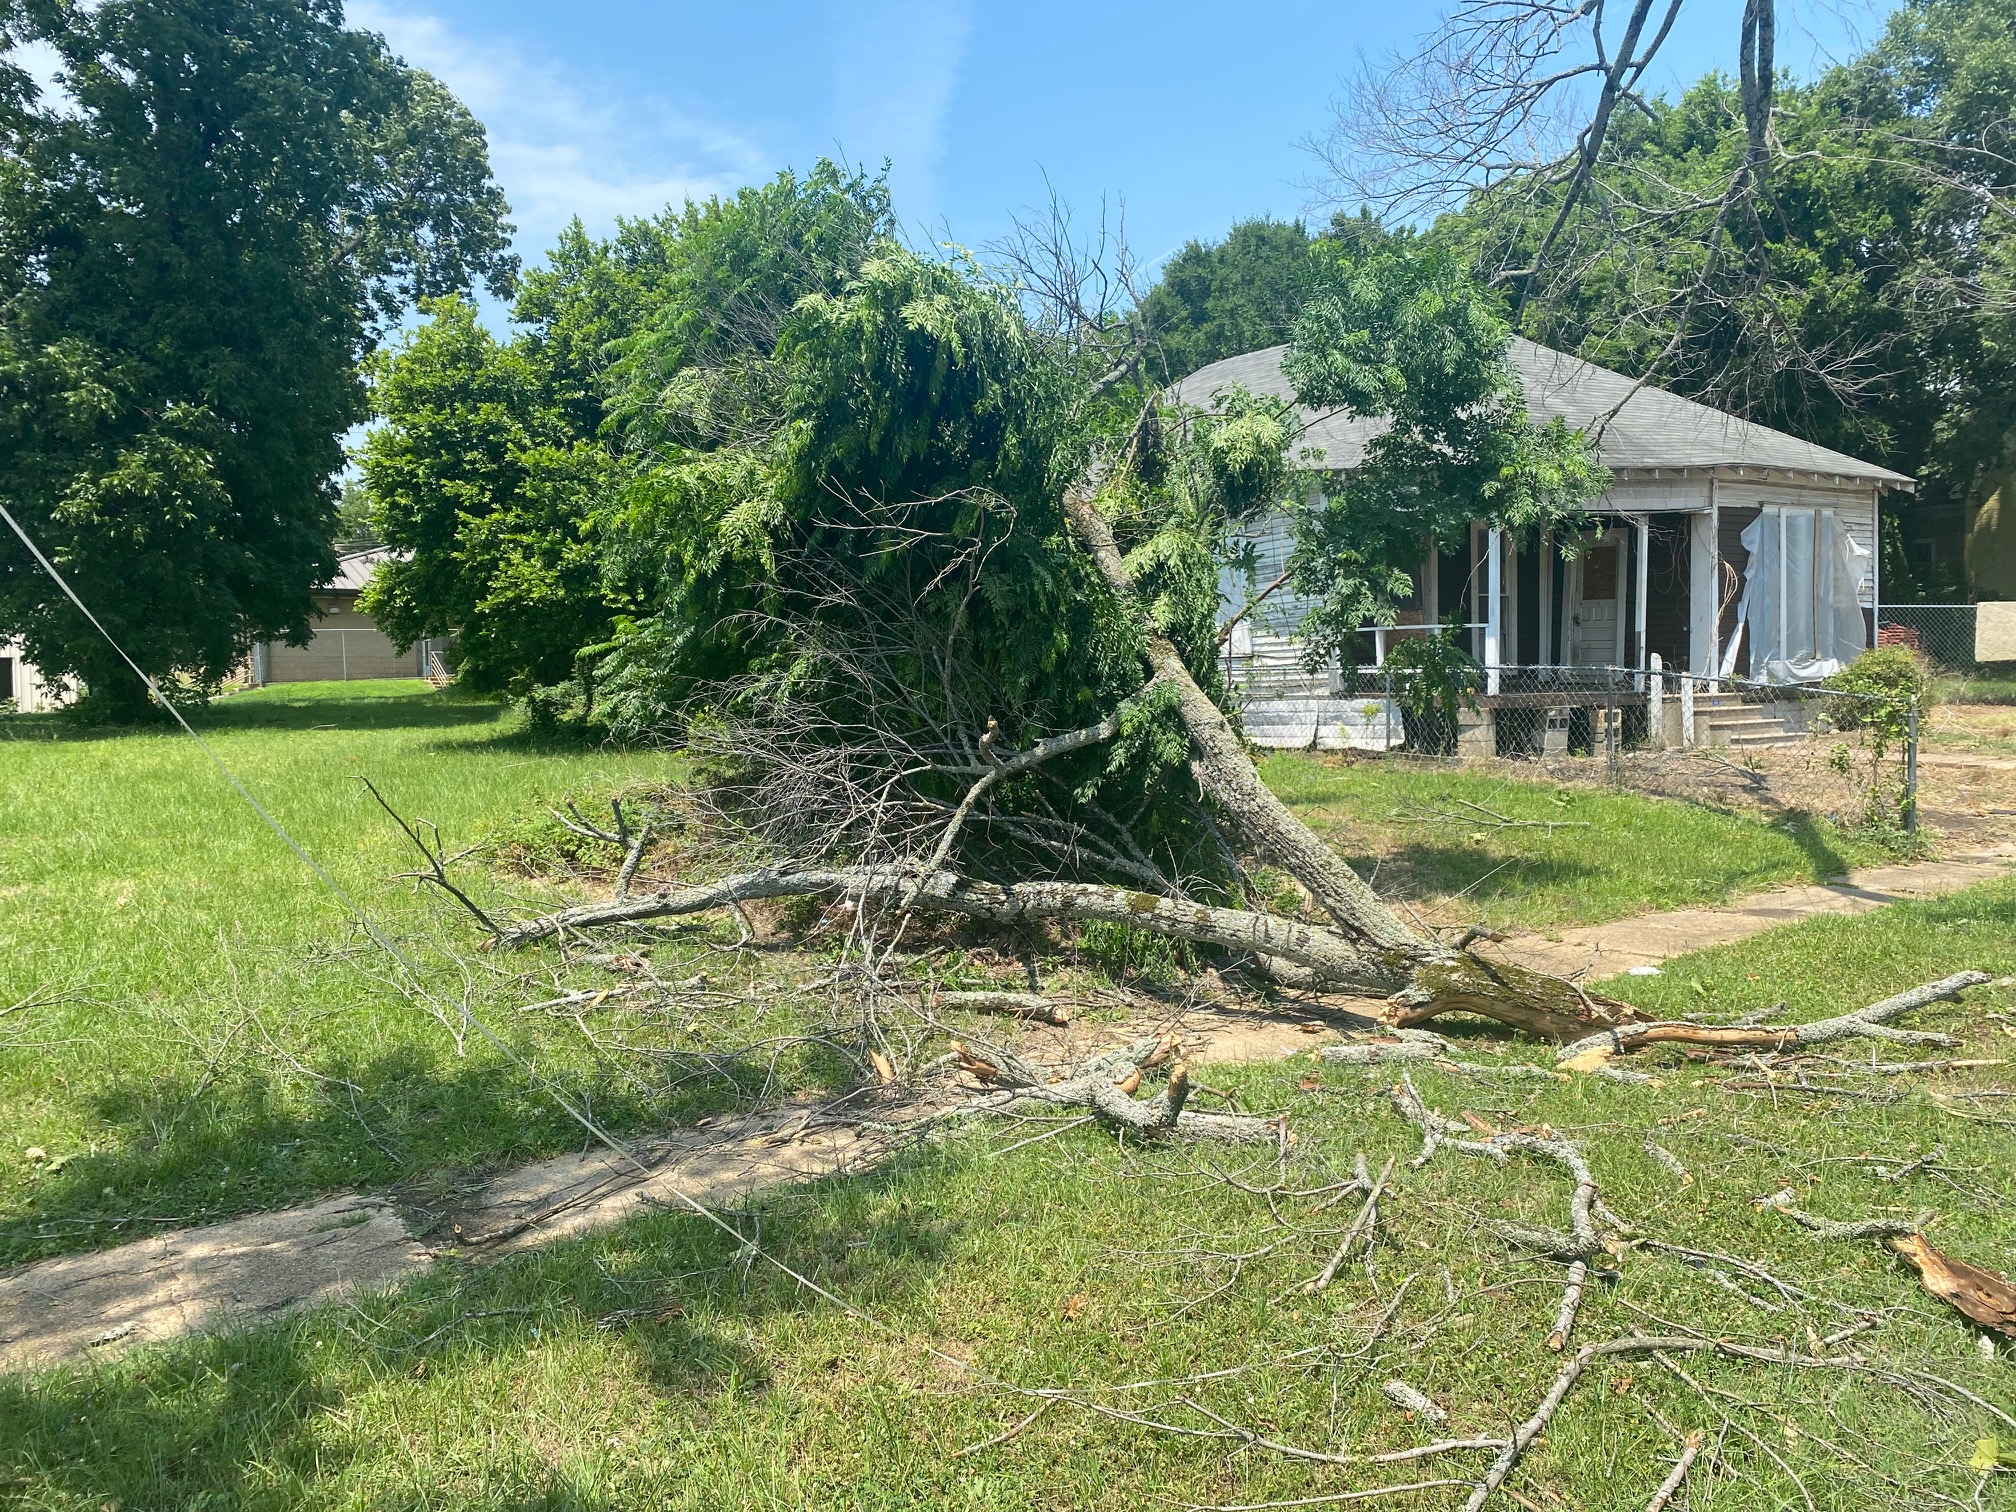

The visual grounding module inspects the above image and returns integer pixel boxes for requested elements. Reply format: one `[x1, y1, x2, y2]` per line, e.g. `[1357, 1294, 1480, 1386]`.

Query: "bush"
[1380, 626, 1482, 757]
[1820, 646, 1929, 734]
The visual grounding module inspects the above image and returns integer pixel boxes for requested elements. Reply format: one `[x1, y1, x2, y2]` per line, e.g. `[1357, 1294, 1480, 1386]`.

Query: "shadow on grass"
[1333, 841, 1602, 907]
[0, 683, 646, 763]
[0, 1141, 962, 1509]
[0, 1034, 853, 1269]
[0, 684, 507, 742]
[1776, 810, 1857, 881]
[196, 685, 507, 734]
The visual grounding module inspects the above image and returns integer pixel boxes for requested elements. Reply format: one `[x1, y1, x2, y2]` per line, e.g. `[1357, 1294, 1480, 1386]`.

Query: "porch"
[1222, 496, 1880, 754]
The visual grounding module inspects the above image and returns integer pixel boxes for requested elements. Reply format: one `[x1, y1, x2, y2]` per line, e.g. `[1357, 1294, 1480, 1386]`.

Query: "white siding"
[0, 639, 72, 712]
[1596, 477, 1712, 513]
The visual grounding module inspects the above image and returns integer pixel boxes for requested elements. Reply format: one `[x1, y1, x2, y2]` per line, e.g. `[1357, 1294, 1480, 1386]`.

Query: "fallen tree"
[482, 497, 1647, 1041]
[492, 855, 1646, 1036]
[382, 204, 1974, 1068]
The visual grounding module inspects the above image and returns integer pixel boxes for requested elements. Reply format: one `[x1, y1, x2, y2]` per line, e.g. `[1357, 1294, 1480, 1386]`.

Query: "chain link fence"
[1876, 604, 1978, 671]
[1226, 657, 1925, 839]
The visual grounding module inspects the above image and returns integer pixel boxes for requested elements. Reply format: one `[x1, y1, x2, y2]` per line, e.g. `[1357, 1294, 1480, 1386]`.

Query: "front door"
[1564, 535, 1622, 667]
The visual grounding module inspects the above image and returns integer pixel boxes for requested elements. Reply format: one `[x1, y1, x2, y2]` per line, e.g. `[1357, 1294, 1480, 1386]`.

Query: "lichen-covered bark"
[1387, 953, 1645, 1040]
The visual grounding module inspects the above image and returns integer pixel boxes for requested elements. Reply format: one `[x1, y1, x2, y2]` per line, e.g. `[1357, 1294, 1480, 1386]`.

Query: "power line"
[0, 499, 638, 1165]
[0, 499, 1023, 1396]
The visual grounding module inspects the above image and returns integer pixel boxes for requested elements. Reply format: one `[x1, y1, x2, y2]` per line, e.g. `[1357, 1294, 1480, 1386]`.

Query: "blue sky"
[354, 0, 1897, 318]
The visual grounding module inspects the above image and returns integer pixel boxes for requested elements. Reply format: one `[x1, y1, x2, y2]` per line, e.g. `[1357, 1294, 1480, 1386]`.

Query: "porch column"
[1869, 484, 1880, 647]
[1690, 491, 1718, 682]
[1634, 515, 1650, 685]
[1485, 526, 1503, 694]
[1539, 530, 1554, 666]
[1707, 477, 1722, 691]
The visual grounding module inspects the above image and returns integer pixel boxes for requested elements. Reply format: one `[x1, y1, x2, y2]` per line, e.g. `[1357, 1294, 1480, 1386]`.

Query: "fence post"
[1904, 698, 1920, 835]
[1648, 653, 1664, 747]
[1680, 673, 1695, 748]
[1605, 682, 1619, 782]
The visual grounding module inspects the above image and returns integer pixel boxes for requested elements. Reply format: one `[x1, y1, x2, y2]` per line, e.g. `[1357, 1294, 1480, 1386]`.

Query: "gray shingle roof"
[1168, 339, 1915, 490]
[325, 546, 401, 595]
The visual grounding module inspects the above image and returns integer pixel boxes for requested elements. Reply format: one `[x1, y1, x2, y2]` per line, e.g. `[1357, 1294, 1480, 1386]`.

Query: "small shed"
[248, 547, 447, 685]
[0, 639, 71, 712]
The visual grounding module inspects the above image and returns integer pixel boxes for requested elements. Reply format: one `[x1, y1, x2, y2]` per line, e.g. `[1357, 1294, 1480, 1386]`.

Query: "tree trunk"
[1063, 491, 1418, 950]
[1061, 489, 1642, 1039]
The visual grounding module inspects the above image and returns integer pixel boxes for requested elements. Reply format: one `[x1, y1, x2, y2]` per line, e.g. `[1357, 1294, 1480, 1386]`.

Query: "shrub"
[1380, 626, 1482, 756]
[1821, 646, 1929, 737]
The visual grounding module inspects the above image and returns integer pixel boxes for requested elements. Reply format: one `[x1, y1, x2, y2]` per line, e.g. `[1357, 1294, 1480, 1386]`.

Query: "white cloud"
[828, 0, 974, 220]
[348, 2, 769, 264]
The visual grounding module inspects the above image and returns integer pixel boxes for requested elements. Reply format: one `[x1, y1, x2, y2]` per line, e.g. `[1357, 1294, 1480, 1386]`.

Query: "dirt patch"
[0, 1195, 427, 1371]
[412, 1103, 900, 1259]
[0, 1104, 914, 1374]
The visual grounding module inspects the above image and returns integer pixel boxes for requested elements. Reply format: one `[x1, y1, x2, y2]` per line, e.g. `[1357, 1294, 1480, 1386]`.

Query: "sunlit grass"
[1261, 751, 1893, 932]
[2, 881, 2009, 1510]
[0, 682, 701, 1265]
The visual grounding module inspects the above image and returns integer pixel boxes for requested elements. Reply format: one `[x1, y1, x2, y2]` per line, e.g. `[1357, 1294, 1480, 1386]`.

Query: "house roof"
[1168, 338, 1916, 492]
[324, 546, 400, 596]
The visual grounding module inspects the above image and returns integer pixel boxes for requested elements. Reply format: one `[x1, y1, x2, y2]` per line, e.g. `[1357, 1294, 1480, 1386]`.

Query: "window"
[1735, 506, 1870, 680]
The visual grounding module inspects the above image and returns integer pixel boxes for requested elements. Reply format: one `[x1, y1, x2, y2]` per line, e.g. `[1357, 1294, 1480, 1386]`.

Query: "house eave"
[1604, 463, 1917, 493]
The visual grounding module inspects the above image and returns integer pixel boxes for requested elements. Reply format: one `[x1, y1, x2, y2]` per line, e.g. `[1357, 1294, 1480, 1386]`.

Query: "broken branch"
[1556, 973, 1991, 1073]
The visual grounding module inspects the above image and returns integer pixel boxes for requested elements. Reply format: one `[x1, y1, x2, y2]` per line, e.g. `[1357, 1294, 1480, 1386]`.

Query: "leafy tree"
[355, 169, 1614, 1022]
[1430, 0, 2016, 597]
[0, 0, 513, 711]
[358, 298, 614, 694]
[1279, 239, 1608, 656]
[360, 163, 899, 704]
[1137, 218, 1314, 384]
[334, 477, 379, 550]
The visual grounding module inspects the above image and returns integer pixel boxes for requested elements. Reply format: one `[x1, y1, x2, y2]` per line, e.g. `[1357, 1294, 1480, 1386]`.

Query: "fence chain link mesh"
[1224, 658, 1923, 841]
[1877, 604, 1978, 672]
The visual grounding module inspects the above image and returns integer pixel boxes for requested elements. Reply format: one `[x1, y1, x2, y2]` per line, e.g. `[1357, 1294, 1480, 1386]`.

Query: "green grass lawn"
[1261, 751, 1894, 932]
[0, 688, 1933, 1276]
[0, 682, 702, 1266]
[1, 881, 2010, 1510]
[1934, 671, 2016, 706]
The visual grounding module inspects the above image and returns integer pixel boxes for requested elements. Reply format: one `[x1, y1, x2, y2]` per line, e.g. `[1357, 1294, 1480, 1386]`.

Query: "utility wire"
[0, 500, 1026, 1397]
[0, 500, 640, 1168]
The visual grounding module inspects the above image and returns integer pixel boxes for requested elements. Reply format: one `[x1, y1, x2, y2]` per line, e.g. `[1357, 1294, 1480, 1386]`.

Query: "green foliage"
[1280, 240, 1609, 657]
[360, 298, 619, 695]
[1137, 218, 1316, 383]
[1433, 0, 2016, 586]
[334, 478, 380, 551]
[1822, 646, 1930, 834]
[600, 227, 1104, 731]
[1822, 646, 1930, 749]
[1380, 624, 1483, 732]
[0, 0, 513, 712]
[1076, 918, 1191, 986]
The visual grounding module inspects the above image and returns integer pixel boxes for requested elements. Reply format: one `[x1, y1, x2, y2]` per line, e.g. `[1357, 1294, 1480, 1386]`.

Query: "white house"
[1173, 340, 1914, 747]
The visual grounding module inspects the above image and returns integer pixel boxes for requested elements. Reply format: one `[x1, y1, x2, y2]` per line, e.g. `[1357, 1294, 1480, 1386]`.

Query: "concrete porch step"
[1724, 729, 1807, 748]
